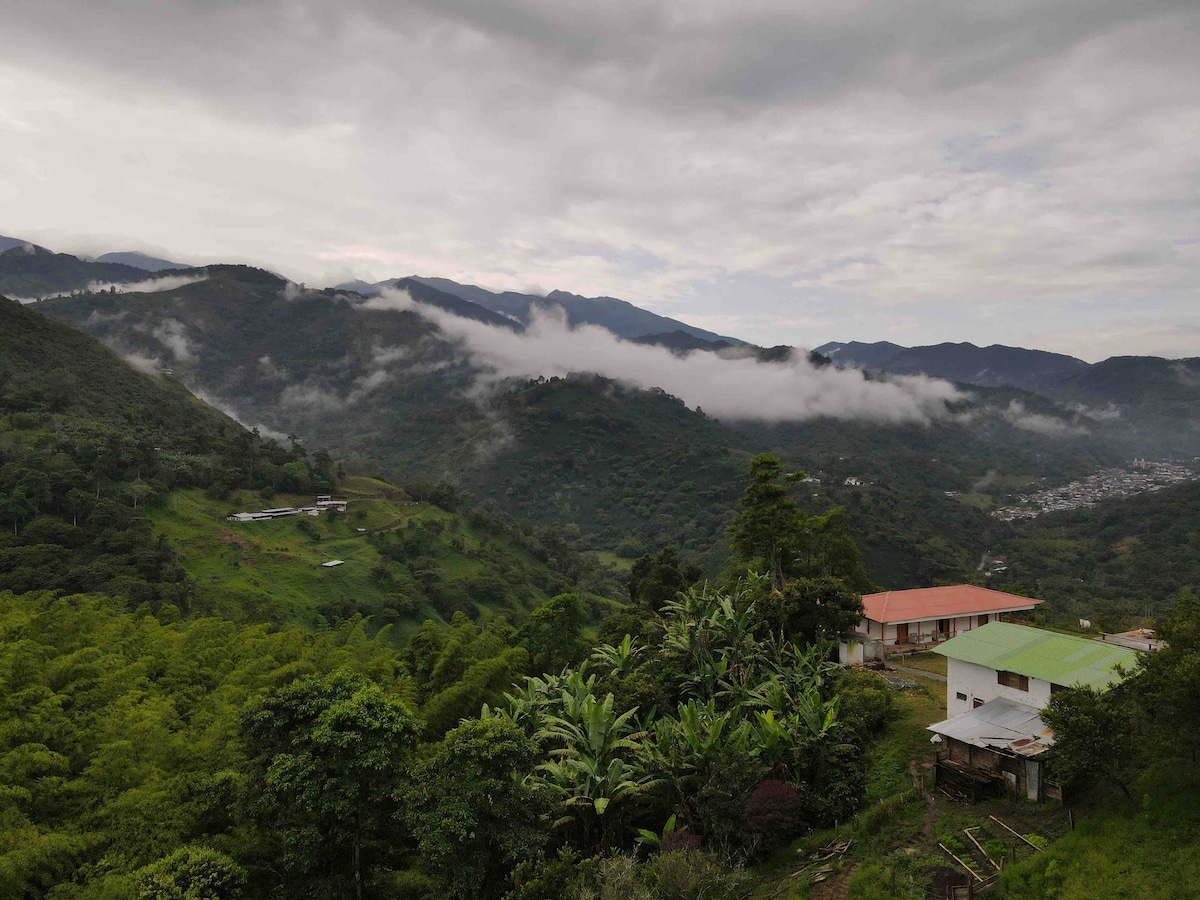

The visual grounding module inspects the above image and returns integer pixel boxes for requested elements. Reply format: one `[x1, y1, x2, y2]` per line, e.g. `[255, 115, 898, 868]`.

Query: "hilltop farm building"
[840, 585, 1042, 664]
[927, 622, 1138, 801]
[227, 495, 348, 523]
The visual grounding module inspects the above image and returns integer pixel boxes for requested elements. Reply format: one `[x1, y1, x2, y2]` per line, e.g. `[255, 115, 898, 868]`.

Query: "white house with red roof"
[839, 585, 1041, 663]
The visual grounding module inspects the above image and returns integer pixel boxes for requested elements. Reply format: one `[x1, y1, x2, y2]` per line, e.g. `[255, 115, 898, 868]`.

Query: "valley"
[1, 248, 1198, 900]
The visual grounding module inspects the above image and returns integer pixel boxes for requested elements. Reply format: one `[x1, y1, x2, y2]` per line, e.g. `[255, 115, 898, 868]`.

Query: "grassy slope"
[994, 762, 1200, 900]
[148, 481, 564, 643]
[750, 676, 1065, 899]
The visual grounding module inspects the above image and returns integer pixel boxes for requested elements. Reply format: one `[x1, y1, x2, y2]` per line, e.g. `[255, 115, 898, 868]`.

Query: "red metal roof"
[861, 585, 1042, 624]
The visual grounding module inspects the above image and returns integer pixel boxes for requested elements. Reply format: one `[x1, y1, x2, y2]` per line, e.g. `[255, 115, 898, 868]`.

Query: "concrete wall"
[854, 609, 1040, 649]
[855, 613, 992, 647]
[945, 658, 1053, 717]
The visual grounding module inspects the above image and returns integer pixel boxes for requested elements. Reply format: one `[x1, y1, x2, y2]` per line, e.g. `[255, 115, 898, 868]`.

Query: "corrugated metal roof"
[928, 697, 1054, 756]
[861, 585, 1041, 624]
[933, 622, 1138, 689]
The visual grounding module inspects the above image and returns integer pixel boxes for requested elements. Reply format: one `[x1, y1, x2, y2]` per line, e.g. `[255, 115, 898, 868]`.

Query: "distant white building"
[227, 496, 347, 522]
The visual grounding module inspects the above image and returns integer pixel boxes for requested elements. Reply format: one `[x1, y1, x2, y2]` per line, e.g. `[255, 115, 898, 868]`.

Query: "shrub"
[137, 845, 246, 900]
[744, 780, 804, 852]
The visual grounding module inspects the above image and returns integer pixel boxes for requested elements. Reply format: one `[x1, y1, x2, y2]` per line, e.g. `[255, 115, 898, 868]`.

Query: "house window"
[973, 698, 985, 708]
[977, 614, 989, 627]
[997, 670, 1029, 691]
[956, 692, 967, 702]
[1050, 683, 1069, 694]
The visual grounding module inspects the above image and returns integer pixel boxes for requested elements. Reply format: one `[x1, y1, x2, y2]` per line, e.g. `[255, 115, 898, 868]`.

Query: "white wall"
[856, 614, 994, 646]
[945, 658, 1053, 717]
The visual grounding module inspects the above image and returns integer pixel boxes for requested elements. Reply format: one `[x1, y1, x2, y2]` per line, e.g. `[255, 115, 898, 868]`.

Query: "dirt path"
[910, 759, 939, 838]
[808, 862, 857, 900]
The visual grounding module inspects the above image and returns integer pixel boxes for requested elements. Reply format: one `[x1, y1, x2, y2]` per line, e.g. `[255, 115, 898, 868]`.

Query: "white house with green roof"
[927, 623, 1140, 801]
[933, 621, 1139, 718]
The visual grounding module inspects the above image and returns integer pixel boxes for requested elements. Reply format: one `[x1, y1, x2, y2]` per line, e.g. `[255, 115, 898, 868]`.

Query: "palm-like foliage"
[590, 633, 642, 677]
[532, 692, 659, 850]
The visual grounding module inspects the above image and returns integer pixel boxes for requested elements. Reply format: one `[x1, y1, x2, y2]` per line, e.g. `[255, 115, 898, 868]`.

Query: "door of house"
[937, 618, 951, 640]
[896, 622, 909, 645]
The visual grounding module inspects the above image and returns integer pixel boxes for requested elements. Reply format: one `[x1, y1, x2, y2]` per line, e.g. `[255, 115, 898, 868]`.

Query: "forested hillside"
[0, 306, 903, 900]
[0, 294, 330, 613]
[0, 290, 617, 631]
[0, 245, 149, 298]
[37, 267, 1121, 590]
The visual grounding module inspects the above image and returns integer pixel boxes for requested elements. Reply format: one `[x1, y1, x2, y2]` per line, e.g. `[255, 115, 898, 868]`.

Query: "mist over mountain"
[0, 234, 46, 254]
[343, 275, 741, 344]
[0, 244, 150, 300]
[817, 338, 1200, 454]
[34, 263, 1132, 584]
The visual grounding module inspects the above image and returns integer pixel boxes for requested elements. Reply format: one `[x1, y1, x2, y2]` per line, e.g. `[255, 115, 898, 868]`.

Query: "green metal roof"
[932, 622, 1139, 690]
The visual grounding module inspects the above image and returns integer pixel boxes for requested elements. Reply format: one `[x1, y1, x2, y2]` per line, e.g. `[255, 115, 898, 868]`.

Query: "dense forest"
[0, 347, 899, 900]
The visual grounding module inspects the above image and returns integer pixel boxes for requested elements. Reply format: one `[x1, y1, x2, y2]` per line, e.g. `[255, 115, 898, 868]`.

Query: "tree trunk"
[354, 828, 362, 900]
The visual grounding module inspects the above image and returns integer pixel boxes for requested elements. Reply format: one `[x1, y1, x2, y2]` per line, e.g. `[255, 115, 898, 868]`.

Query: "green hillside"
[0, 245, 149, 297]
[30, 266, 1141, 595]
[149, 481, 617, 642]
[0, 293, 331, 611]
[0, 291, 607, 629]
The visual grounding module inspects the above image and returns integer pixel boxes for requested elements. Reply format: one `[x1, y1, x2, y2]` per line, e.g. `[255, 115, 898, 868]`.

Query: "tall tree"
[405, 718, 547, 900]
[628, 546, 702, 612]
[727, 454, 803, 591]
[240, 670, 417, 900]
[1042, 686, 1137, 798]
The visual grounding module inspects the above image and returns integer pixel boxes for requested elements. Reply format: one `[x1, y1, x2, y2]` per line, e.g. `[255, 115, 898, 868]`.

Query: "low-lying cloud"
[371, 288, 964, 424]
[121, 351, 164, 375]
[1001, 400, 1087, 437]
[20, 274, 209, 303]
[151, 318, 197, 364]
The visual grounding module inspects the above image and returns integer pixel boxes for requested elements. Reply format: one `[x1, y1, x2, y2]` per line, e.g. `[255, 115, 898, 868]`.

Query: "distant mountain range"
[3, 231, 1197, 457]
[338, 275, 741, 344]
[815, 340, 1091, 395]
[815, 339, 1200, 452]
[29, 263, 1135, 587]
[93, 251, 189, 271]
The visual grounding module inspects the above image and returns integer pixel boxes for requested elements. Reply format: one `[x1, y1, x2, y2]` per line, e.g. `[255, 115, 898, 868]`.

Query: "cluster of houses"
[226, 495, 349, 522]
[841, 584, 1144, 802]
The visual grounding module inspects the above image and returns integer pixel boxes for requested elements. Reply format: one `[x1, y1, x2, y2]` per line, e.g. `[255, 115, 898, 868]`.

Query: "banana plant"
[531, 692, 659, 852]
[589, 633, 643, 677]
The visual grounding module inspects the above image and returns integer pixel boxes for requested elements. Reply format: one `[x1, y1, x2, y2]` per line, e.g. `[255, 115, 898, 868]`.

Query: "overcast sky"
[1, 1, 1198, 360]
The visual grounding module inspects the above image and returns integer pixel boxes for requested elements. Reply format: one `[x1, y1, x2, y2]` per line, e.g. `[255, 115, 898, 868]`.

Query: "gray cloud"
[121, 351, 165, 376]
[1, 2, 1198, 357]
[1001, 400, 1086, 437]
[150, 318, 197, 364]
[372, 287, 964, 423]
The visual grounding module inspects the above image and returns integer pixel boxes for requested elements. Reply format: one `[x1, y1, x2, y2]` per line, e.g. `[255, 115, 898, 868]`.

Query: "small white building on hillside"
[927, 622, 1139, 800]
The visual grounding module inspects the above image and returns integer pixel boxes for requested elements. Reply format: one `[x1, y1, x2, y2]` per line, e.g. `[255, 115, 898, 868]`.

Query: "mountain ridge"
[338, 274, 743, 344]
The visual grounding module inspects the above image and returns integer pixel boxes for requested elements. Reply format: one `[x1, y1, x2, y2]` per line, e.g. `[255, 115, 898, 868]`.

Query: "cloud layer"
[1, 2, 1198, 358]
[372, 288, 963, 424]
